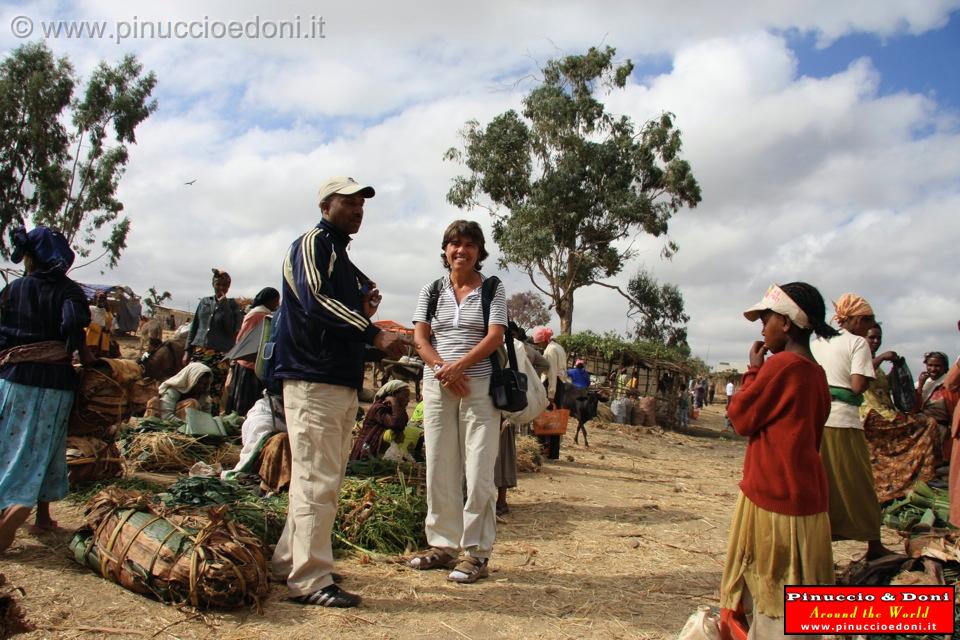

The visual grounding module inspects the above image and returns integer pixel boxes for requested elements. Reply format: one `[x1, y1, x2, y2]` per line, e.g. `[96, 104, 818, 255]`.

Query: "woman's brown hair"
[440, 220, 489, 271]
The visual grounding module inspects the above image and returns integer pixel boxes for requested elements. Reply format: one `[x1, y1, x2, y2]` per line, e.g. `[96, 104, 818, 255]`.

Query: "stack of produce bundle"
[68, 359, 157, 484]
[69, 487, 269, 610]
[69, 361, 132, 438]
[65, 436, 123, 485]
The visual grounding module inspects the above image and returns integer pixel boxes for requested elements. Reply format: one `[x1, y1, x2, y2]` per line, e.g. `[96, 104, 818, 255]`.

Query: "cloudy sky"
[2, 1, 959, 372]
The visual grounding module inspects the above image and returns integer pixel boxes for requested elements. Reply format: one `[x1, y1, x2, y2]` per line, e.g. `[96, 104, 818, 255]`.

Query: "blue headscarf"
[10, 226, 75, 274]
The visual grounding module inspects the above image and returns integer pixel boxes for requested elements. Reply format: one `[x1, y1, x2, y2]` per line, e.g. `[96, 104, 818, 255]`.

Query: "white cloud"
[3, 1, 959, 373]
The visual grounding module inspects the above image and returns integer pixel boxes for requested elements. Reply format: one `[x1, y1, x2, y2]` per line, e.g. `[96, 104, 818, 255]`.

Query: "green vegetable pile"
[155, 476, 287, 546]
[881, 481, 954, 531]
[333, 477, 426, 555]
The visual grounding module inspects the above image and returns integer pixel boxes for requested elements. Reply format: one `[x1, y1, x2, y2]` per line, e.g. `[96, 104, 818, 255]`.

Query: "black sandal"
[292, 584, 361, 607]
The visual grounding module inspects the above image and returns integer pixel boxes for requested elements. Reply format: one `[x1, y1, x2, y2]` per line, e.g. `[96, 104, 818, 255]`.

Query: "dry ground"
[1, 402, 898, 640]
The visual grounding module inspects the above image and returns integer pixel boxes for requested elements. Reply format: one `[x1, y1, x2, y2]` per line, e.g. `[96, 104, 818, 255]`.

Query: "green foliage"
[334, 477, 427, 555]
[506, 290, 551, 329]
[556, 330, 698, 369]
[446, 45, 701, 333]
[626, 268, 689, 346]
[0, 42, 156, 267]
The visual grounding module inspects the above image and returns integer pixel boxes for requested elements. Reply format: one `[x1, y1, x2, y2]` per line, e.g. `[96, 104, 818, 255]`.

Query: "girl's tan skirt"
[720, 492, 833, 618]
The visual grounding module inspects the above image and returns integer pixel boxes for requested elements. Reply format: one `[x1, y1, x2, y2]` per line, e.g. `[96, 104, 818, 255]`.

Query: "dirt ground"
[2, 396, 899, 640]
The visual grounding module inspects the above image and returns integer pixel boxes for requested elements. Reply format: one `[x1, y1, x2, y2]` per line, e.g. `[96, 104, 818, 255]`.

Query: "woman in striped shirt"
[409, 220, 508, 584]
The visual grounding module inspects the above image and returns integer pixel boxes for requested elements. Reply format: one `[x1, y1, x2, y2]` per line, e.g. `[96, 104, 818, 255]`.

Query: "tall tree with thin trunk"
[446, 46, 701, 334]
[0, 42, 157, 268]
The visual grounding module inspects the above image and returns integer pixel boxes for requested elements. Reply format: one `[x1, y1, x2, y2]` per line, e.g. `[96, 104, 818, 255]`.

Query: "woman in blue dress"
[0, 227, 90, 552]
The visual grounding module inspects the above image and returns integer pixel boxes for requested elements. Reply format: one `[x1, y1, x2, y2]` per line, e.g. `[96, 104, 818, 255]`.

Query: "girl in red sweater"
[719, 282, 836, 640]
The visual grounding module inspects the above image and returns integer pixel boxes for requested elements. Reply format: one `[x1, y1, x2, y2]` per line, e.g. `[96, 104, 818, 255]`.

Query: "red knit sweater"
[728, 351, 832, 516]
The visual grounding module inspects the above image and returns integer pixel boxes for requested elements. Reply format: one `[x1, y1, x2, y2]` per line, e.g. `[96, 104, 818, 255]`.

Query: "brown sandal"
[447, 556, 489, 584]
[407, 547, 457, 570]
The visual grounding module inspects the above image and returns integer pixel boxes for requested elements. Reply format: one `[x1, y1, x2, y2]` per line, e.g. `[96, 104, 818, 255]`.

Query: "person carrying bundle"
[720, 282, 835, 640]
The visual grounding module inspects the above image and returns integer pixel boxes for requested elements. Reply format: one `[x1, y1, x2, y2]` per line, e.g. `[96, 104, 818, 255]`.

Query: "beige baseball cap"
[743, 284, 811, 329]
[317, 176, 375, 206]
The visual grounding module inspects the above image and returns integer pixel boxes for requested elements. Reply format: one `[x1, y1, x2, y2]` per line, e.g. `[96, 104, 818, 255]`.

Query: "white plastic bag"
[677, 606, 720, 640]
[502, 339, 548, 424]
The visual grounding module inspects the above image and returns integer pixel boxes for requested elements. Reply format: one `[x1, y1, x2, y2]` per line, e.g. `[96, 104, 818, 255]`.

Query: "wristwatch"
[433, 363, 443, 373]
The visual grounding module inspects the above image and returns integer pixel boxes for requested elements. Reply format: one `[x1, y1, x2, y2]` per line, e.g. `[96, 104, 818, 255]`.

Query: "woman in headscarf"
[914, 351, 959, 440]
[144, 362, 213, 420]
[860, 324, 940, 502]
[349, 380, 410, 461]
[225, 287, 280, 417]
[810, 293, 892, 559]
[0, 226, 91, 551]
[183, 269, 242, 414]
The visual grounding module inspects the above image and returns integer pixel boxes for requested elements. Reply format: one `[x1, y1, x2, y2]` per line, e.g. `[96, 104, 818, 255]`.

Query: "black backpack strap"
[425, 277, 446, 323]
[481, 277, 518, 372]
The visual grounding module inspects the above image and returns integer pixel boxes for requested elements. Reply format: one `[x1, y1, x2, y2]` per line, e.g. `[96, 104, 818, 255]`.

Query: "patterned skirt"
[0, 379, 74, 509]
[862, 409, 938, 502]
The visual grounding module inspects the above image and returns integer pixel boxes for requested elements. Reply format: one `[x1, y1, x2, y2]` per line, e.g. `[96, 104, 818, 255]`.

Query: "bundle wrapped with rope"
[69, 487, 269, 610]
[66, 436, 124, 486]
[69, 359, 145, 437]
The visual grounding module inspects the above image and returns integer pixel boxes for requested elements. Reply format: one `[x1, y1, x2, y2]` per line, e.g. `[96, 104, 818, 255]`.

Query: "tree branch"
[524, 268, 554, 301]
[589, 279, 642, 309]
[67, 246, 110, 273]
[62, 129, 87, 239]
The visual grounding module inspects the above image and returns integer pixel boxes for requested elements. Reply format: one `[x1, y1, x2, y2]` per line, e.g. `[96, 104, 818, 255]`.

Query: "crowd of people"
[1, 177, 958, 631]
[718, 285, 960, 639]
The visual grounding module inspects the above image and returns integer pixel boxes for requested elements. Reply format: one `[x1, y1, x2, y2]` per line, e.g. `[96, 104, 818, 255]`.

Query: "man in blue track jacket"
[270, 176, 407, 607]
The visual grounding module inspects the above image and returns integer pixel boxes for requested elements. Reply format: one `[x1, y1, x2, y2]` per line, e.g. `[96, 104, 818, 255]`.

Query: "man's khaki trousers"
[271, 380, 357, 596]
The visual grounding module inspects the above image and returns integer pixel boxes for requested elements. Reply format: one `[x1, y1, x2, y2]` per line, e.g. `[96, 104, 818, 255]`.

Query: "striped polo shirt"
[412, 274, 508, 381]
